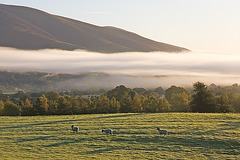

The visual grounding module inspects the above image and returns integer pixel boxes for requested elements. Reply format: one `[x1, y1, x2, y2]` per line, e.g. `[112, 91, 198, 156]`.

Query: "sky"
[0, 0, 239, 53]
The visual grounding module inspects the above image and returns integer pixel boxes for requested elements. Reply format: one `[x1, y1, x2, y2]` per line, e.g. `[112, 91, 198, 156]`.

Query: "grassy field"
[0, 113, 239, 160]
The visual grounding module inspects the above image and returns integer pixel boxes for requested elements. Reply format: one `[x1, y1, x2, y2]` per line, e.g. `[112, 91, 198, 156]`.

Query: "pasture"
[0, 113, 239, 159]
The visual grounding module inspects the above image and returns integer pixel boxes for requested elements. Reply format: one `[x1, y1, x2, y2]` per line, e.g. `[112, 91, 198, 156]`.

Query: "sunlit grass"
[0, 113, 239, 159]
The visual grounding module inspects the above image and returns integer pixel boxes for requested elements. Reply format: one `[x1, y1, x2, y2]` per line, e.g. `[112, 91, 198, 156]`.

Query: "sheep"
[71, 125, 79, 133]
[157, 127, 168, 135]
[102, 128, 113, 135]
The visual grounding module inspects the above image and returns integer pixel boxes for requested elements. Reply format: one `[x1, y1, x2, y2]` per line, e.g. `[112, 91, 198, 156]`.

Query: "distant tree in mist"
[154, 87, 165, 95]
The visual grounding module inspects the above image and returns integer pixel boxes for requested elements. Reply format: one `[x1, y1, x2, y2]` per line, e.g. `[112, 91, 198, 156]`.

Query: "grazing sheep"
[71, 125, 79, 133]
[102, 128, 113, 135]
[157, 127, 168, 135]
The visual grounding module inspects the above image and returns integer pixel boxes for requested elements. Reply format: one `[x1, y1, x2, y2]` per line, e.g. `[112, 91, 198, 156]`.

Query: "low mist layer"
[0, 47, 240, 88]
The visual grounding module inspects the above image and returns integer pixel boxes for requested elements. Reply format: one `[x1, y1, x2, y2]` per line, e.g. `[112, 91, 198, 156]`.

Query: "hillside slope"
[0, 4, 189, 53]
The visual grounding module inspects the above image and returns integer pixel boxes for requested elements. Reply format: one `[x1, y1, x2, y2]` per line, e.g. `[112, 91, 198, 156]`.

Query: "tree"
[0, 100, 4, 115]
[33, 95, 49, 115]
[216, 93, 235, 113]
[154, 87, 165, 95]
[65, 95, 78, 115]
[95, 94, 110, 113]
[40, 95, 49, 113]
[120, 94, 132, 113]
[107, 85, 136, 101]
[190, 82, 217, 113]
[165, 85, 189, 103]
[57, 95, 72, 115]
[232, 94, 240, 113]
[131, 93, 142, 112]
[46, 92, 60, 115]
[81, 98, 92, 114]
[109, 97, 120, 113]
[144, 95, 158, 113]
[3, 99, 21, 116]
[45, 91, 60, 101]
[158, 97, 170, 112]
[142, 91, 159, 99]
[170, 92, 190, 112]
[133, 88, 147, 94]
[21, 98, 34, 116]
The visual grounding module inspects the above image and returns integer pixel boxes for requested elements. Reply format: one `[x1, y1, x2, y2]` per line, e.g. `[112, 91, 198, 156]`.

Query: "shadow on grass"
[0, 119, 80, 130]
[219, 121, 240, 130]
[17, 136, 55, 143]
[93, 113, 141, 120]
[138, 134, 239, 155]
[170, 136, 240, 155]
[45, 138, 86, 147]
[86, 147, 124, 154]
[0, 113, 141, 130]
[110, 131, 240, 156]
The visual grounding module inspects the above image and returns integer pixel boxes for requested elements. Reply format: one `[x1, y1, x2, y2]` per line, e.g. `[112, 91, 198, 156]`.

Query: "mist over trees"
[0, 82, 240, 116]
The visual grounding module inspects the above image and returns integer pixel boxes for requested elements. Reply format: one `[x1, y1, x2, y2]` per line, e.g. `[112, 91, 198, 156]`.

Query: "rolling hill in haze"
[0, 4, 189, 53]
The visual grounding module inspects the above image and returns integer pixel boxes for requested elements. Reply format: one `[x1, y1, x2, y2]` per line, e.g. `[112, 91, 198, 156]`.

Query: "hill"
[0, 4, 189, 53]
[0, 70, 109, 92]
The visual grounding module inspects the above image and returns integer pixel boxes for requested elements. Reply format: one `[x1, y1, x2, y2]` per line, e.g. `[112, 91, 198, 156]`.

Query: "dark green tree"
[107, 85, 136, 101]
[81, 98, 92, 114]
[120, 94, 132, 113]
[95, 94, 110, 113]
[57, 95, 72, 115]
[45, 91, 60, 101]
[21, 98, 34, 116]
[33, 94, 49, 115]
[109, 97, 120, 113]
[45, 91, 60, 114]
[190, 82, 217, 113]
[216, 93, 235, 113]
[3, 99, 21, 116]
[165, 85, 189, 104]
[144, 95, 158, 113]
[232, 95, 240, 113]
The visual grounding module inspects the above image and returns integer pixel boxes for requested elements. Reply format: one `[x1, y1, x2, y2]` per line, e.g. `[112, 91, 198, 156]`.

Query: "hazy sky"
[0, 0, 239, 53]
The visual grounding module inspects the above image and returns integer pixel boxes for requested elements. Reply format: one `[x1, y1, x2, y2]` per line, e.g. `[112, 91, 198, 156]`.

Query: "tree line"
[0, 82, 240, 116]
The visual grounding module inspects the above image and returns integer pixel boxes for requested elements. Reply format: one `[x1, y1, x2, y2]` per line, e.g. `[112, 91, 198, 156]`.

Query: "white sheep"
[102, 128, 113, 135]
[71, 125, 79, 133]
[157, 127, 168, 135]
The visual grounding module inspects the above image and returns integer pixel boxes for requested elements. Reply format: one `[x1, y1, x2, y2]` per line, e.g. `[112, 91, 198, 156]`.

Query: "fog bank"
[1, 47, 240, 88]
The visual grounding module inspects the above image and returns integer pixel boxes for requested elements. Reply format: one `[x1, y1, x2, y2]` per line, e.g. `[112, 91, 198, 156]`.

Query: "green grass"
[0, 113, 239, 159]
